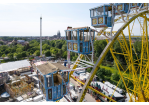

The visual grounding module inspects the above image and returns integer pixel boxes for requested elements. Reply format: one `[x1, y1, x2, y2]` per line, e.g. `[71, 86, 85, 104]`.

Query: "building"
[0, 59, 31, 85]
[91, 81, 125, 102]
[17, 40, 29, 46]
[57, 30, 61, 38]
[0, 59, 31, 73]
[104, 81, 123, 94]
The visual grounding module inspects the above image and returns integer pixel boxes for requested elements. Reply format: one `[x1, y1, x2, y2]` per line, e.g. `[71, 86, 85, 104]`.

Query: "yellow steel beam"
[145, 14, 148, 59]
[112, 52, 129, 56]
[69, 54, 84, 80]
[70, 75, 85, 85]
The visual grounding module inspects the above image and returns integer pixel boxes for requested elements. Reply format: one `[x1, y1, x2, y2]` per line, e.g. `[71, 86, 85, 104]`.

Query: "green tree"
[34, 50, 40, 56]
[14, 53, 17, 58]
[7, 53, 13, 59]
[4, 49, 10, 54]
[45, 50, 51, 57]
[0, 41, 4, 45]
[16, 53, 22, 59]
[50, 47, 58, 55]
[105, 70, 112, 77]
[62, 51, 67, 59]
[62, 44, 67, 52]
[22, 51, 27, 57]
[96, 68, 106, 81]
[0, 52, 2, 57]
[86, 68, 92, 73]
[2, 54, 5, 58]
[16, 48, 22, 53]
[24, 44, 30, 51]
[112, 72, 120, 81]
[118, 79, 126, 90]
[43, 44, 50, 50]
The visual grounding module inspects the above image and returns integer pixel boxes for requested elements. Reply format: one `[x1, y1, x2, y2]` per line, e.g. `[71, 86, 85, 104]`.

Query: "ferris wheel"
[65, 3, 149, 102]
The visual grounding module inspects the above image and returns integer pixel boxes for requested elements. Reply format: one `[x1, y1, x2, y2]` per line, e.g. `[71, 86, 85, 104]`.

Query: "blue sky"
[0, 3, 107, 36]
[0, 2, 146, 37]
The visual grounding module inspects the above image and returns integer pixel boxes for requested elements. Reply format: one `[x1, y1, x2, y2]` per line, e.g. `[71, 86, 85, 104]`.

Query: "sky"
[0, 1, 147, 37]
[0, 3, 107, 36]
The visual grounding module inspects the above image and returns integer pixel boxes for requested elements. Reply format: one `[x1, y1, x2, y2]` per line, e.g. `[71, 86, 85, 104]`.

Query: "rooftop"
[0, 59, 31, 73]
[91, 81, 124, 98]
[36, 62, 69, 75]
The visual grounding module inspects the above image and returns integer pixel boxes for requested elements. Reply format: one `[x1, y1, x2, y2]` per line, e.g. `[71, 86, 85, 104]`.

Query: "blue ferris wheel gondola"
[65, 26, 95, 55]
[90, 4, 113, 28]
[35, 62, 70, 101]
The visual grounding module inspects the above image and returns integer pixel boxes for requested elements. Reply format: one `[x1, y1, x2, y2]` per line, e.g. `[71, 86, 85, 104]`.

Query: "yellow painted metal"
[106, 12, 149, 101]
[70, 75, 85, 85]
[69, 54, 84, 80]
[56, 100, 60, 102]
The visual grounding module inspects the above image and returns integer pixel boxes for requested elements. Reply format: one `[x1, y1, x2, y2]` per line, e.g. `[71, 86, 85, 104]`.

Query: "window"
[80, 43, 83, 52]
[84, 32, 89, 41]
[97, 7, 103, 16]
[67, 31, 71, 40]
[91, 10, 94, 17]
[63, 72, 68, 82]
[79, 31, 83, 41]
[105, 17, 107, 24]
[87, 42, 89, 52]
[48, 89, 52, 99]
[57, 86, 58, 98]
[108, 11, 112, 17]
[72, 31, 77, 40]
[63, 85, 66, 95]
[66, 31, 68, 40]
[47, 75, 52, 87]
[105, 6, 108, 15]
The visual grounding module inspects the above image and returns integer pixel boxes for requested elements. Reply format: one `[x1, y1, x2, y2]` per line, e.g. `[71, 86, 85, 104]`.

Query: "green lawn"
[100, 65, 118, 74]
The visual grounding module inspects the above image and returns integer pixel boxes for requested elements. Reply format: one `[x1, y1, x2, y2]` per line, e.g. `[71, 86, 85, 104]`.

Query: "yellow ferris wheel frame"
[67, 10, 149, 102]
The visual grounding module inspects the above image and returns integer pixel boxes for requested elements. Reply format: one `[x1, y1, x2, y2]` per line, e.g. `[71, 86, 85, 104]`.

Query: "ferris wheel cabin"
[35, 62, 69, 101]
[90, 4, 113, 28]
[115, 3, 129, 15]
[130, 3, 141, 8]
[140, 3, 149, 8]
[65, 26, 95, 55]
